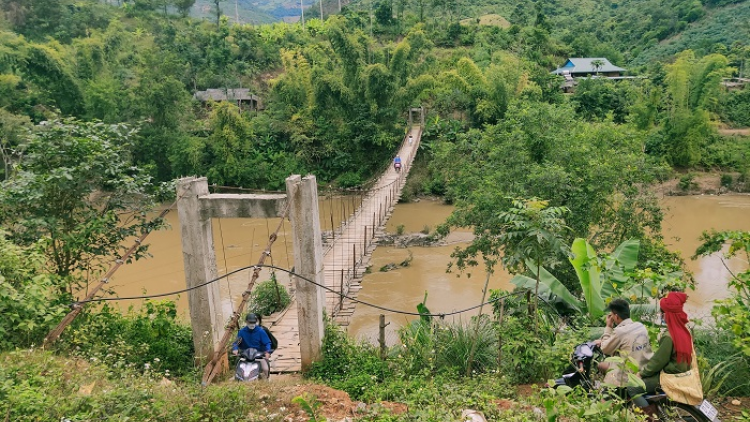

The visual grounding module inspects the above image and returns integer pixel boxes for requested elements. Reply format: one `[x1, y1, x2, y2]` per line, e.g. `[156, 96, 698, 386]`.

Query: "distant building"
[551, 58, 626, 78]
[193, 88, 263, 111]
[551, 58, 631, 92]
[721, 78, 750, 91]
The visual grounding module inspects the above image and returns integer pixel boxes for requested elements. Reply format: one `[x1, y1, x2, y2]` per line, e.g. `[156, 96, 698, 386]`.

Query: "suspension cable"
[70, 263, 530, 318]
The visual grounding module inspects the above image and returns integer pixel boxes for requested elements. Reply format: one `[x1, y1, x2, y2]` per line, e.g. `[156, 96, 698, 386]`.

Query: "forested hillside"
[0, 0, 748, 188]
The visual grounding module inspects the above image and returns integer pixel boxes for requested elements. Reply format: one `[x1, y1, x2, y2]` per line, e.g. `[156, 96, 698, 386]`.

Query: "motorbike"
[234, 348, 269, 382]
[552, 341, 721, 422]
[394, 162, 402, 172]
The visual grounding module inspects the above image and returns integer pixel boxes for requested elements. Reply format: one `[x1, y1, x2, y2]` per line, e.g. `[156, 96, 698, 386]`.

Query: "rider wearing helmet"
[232, 313, 272, 379]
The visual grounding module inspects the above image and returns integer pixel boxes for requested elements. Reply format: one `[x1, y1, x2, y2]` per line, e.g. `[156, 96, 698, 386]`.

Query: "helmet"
[245, 313, 258, 324]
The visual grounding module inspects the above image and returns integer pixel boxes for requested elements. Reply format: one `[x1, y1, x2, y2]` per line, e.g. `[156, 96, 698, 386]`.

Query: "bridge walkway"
[268, 127, 422, 372]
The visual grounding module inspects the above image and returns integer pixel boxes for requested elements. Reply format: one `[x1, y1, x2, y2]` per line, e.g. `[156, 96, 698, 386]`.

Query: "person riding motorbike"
[232, 313, 271, 379]
[394, 155, 402, 171]
[628, 291, 697, 420]
[594, 298, 653, 387]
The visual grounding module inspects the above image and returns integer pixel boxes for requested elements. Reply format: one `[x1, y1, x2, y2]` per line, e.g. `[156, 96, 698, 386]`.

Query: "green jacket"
[640, 332, 691, 378]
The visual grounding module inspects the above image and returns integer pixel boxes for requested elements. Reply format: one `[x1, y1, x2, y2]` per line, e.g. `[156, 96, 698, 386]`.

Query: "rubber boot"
[639, 404, 660, 422]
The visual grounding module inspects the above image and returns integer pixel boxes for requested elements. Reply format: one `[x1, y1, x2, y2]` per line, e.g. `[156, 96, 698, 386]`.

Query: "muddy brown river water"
[109, 195, 750, 341]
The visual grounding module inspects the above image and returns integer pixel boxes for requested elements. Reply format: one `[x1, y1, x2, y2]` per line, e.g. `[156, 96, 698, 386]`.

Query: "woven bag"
[660, 349, 703, 406]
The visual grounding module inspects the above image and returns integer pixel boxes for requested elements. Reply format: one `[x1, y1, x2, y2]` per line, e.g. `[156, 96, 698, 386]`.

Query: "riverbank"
[655, 171, 749, 196]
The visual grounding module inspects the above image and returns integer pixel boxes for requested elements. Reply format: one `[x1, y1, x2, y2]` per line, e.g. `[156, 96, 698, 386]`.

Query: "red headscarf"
[660, 291, 693, 365]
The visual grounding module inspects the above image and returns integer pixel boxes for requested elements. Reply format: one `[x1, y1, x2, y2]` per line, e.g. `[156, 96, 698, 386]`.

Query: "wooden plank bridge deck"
[267, 127, 422, 373]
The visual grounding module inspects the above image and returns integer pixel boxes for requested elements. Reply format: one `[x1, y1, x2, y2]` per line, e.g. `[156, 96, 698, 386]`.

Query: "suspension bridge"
[44, 117, 424, 381]
[268, 126, 421, 373]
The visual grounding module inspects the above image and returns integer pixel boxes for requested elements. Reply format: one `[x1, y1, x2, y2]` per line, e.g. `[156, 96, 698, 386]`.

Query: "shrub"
[693, 329, 750, 396]
[498, 314, 575, 384]
[58, 301, 195, 376]
[306, 319, 390, 400]
[720, 173, 733, 189]
[678, 173, 697, 191]
[336, 171, 362, 188]
[250, 274, 292, 316]
[0, 349, 285, 421]
[0, 231, 68, 350]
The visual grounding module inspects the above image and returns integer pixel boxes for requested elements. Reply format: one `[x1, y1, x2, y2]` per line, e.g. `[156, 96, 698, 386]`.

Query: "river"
[108, 195, 750, 340]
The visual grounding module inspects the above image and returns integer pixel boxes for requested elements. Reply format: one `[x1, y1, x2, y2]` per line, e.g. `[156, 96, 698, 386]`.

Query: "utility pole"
[300, 0, 305, 28]
[338, 0, 341, 12]
[320, 0, 324, 20]
[235, 0, 240, 24]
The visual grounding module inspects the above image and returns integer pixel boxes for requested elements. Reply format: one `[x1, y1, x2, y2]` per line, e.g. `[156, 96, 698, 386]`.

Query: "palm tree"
[591, 59, 605, 76]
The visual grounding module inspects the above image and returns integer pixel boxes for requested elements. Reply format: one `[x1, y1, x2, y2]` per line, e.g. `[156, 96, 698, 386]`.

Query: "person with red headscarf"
[627, 291, 694, 418]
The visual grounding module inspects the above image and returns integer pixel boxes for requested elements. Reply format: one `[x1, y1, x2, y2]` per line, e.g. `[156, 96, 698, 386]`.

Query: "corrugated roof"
[193, 88, 258, 102]
[551, 58, 625, 75]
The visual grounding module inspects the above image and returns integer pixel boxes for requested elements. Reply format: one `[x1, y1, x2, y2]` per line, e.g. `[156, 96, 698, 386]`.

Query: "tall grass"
[693, 328, 750, 396]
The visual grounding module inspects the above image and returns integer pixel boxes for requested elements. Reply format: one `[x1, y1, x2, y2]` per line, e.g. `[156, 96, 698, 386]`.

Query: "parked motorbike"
[553, 341, 720, 422]
[234, 348, 269, 382]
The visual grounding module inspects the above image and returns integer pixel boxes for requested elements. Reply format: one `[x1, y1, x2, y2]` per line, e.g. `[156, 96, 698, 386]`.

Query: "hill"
[192, 0, 314, 24]
[631, 1, 750, 66]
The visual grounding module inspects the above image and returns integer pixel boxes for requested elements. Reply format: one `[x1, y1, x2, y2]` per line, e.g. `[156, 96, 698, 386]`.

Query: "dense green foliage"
[250, 275, 292, 316]
[57, 301, 195, 376]
[0, 231, 67, 350]
[695, 230, 750, 358]
[0, 119, 168, 293]
[0, 1, 749, 419]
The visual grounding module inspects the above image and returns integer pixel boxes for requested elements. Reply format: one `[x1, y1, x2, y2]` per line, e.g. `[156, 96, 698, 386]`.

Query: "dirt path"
[718, 128, 750, 136]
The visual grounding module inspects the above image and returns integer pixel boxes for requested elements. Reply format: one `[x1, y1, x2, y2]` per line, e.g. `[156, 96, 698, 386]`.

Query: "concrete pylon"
[285, 175, 325, 371]
[177, 177, 224, 363]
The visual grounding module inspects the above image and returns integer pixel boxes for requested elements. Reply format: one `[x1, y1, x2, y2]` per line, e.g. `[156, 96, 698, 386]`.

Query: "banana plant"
[511, 238, 655, 321]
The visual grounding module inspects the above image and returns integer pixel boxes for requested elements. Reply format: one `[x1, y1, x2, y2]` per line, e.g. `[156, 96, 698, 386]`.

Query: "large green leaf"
[511, 270, 583, 313]
[570, 238, 605, 319]
[606, 239, 640, 286]
[611, 239, 640, 271]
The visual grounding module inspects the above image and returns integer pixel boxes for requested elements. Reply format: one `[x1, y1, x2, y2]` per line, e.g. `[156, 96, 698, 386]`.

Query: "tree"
[212, 0, 222, 26]
[173, 0, 196, 17]
[590, 59, 605, 75]
[442, 198, 570, 323]
[0, 230, 67, 350]
[375, 0, 392, 26]
[495, 199, 570, 319]
[695, 230, 750, 357]
[656, 51, 729, 167]
[205, 102, 253, 185]
[0, 119, 167, 294]
[0, 109, 31, 180]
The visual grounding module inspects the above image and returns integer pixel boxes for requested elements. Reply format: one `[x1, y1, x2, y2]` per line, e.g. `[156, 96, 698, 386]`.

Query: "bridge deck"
[267, 127, 421, 373]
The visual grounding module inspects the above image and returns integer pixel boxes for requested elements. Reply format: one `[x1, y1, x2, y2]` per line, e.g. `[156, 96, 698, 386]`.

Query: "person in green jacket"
[627, 291, 694, 419]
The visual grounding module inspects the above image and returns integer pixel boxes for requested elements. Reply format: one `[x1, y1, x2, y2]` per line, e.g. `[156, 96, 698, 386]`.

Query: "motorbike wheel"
[657, 402, 710, 422]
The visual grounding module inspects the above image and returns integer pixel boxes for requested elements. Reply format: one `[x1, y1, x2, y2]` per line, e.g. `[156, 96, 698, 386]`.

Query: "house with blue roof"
[551, 58, 626, 78]
[551, 58, 628, 92]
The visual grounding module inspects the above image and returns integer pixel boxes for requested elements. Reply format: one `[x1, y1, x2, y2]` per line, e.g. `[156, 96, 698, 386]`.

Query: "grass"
[3, 322, 749, 421]
[693, 328, 750, 397]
